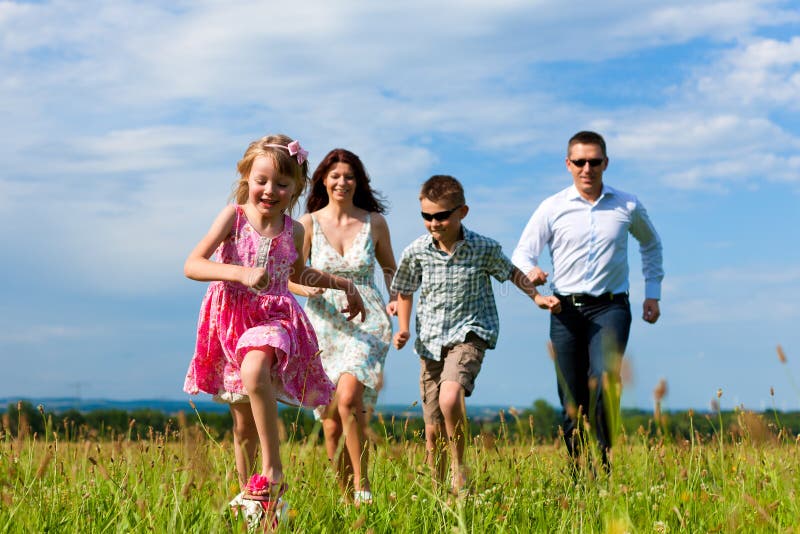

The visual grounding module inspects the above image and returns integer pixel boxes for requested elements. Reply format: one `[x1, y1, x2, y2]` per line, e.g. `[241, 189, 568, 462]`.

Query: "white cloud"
[0, 324, 92, 344]
[604, 40, 800, 191]
[607, 1, 800, 44]
[694, 36, 800, 110]
[665, 265, 800, 324]
[57, 126, 228, 175]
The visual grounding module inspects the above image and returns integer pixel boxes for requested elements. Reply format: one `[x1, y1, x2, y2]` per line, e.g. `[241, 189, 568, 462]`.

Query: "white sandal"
[353, 489, 373, 506]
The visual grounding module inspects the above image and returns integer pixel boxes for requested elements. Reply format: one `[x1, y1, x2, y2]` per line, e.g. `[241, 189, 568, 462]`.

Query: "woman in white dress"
[290, 149, 397, 504]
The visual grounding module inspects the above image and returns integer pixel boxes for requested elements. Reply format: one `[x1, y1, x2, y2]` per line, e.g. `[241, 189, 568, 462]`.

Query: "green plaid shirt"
[391, 226, 515, 361]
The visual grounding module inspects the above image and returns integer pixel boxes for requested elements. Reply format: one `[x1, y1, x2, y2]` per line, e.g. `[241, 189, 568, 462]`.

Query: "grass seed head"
[777, 345, 787, 364]
[653, 379, 668, 402]
[35, 449, 53, 479]
[176, 411, 187, 430]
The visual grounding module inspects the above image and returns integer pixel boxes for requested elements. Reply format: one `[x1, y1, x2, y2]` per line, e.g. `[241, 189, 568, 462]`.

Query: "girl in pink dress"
[183, 134, 365, 515]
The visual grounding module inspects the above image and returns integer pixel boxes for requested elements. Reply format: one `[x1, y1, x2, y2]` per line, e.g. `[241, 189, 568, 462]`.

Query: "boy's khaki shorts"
[419, 332, 488, 425]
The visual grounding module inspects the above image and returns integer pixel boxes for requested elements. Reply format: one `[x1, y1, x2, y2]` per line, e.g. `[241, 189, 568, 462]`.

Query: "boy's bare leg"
[425, 423, 447, 485]
[438, 380, 468, 492]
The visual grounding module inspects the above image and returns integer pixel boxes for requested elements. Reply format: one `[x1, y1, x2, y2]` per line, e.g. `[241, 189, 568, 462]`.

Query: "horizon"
[2, 396, 783, 416]
[1, 1, 799, 413]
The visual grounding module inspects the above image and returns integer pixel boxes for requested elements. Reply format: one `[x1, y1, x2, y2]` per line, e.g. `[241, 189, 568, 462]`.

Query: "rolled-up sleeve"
[486, 242, 515, 283]
[512, 204, 550, 275]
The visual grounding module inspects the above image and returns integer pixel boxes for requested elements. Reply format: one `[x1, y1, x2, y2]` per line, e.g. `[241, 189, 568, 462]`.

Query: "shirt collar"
[567, 183, 615, 202]
[425, 225, 471, 251]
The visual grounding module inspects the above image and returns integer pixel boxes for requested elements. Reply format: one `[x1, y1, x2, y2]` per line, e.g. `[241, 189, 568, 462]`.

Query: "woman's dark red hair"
[307, 149, 387, 214]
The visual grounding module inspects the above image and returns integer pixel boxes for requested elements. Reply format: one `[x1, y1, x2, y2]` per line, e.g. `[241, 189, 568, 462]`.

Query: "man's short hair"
[420, 175, 465, 206]
[568, 131, 607, 158]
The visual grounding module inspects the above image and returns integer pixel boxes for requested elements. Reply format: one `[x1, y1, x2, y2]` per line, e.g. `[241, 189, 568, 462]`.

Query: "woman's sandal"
[353, 489, 374, 506]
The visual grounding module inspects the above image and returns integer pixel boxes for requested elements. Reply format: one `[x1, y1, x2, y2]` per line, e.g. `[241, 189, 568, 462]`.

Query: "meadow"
[2, 400, 800, 533]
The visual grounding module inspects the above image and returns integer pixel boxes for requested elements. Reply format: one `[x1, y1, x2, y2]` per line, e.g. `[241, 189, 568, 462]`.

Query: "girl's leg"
[335, 373, 370, 493]
[240, 348, 283, 489]
[322, 403, 354, 495]
[229, 403, 259, 488]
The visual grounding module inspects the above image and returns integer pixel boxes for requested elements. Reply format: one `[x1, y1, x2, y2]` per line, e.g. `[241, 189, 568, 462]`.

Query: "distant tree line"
[1, 400, 796, 444]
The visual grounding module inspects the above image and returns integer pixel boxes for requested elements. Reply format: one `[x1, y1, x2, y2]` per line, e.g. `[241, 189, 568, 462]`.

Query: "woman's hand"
[393, 330, 410, 349]
[342, 284, 367, 322]
[385, 299, 398, 316]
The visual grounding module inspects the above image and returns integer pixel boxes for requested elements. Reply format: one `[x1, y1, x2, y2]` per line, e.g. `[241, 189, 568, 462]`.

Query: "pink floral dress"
[184, 206, 335, 407]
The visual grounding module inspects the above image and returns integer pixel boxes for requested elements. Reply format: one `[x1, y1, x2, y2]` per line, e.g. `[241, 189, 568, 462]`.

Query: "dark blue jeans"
[550, 294, 631, 465]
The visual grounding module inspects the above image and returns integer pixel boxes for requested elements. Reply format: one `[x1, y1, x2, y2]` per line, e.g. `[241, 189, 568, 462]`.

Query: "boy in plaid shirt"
[392, 175, 560, 494]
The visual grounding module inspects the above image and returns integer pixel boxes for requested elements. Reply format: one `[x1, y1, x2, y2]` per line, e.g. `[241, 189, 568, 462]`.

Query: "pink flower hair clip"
[287, 140, 308, 165]
[264, 140, 308, 165]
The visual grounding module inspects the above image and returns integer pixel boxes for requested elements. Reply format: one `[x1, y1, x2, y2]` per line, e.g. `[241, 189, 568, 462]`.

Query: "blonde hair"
[233, 134, 310, 212]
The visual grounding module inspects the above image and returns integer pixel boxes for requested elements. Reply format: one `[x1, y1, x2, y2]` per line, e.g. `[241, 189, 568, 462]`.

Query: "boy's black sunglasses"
[421, 205, 463, 222]
[569, 158, 605, 168]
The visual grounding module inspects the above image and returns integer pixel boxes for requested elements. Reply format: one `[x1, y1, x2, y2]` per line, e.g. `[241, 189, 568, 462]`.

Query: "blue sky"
[2, 1, 799, 413]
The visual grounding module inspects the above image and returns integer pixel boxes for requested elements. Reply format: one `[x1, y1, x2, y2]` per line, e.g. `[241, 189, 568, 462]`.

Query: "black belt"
[555, 292, 628, 307]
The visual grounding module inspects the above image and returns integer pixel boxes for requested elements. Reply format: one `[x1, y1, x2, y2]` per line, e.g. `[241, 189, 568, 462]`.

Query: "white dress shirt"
[512, 184, 663, 299]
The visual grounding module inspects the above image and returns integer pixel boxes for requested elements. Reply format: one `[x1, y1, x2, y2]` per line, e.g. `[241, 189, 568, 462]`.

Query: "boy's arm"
[393, 293, 413, 349]
[510, 266, 561, 314]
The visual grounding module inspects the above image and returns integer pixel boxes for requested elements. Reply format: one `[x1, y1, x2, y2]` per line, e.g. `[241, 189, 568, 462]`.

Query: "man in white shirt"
[512, 131, 663, 470]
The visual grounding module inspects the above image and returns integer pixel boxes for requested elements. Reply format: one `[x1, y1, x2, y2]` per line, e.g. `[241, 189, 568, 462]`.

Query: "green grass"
[2, 410, 800, 533]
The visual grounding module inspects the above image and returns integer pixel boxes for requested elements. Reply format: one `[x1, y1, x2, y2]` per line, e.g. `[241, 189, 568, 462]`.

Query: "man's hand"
[643, 298, 660, 324]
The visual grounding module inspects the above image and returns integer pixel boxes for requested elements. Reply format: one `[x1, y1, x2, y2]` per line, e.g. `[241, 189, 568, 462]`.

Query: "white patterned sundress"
[305, 213, 392, 410]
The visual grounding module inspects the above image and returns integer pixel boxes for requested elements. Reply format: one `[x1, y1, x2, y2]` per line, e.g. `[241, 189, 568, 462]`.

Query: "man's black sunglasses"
[421, 205, 463, 222]
[570, 158, 605, 168]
